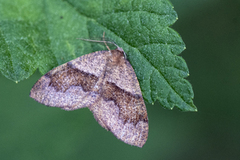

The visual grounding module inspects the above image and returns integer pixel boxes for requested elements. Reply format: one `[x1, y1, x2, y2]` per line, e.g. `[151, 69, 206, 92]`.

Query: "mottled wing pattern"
[30, 51, 107, 110]
[89, 49, 148, 147]
[30, 48, 149, 147]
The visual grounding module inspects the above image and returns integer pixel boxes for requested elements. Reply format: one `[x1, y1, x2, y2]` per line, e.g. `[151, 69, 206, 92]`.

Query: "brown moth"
[30, 41, 148, 147]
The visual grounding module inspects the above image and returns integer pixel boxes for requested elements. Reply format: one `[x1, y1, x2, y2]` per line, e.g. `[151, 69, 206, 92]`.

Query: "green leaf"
[0, 0, 197, 111]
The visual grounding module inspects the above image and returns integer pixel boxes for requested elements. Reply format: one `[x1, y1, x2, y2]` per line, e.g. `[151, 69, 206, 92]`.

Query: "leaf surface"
[0, 0, 196, 111]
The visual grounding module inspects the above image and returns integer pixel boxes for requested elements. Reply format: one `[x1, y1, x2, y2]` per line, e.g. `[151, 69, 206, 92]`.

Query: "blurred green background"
[1, 0, 240, 159]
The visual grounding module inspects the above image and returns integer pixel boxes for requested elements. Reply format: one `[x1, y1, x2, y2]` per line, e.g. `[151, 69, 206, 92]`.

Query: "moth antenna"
[102, 32, 111, 52]
[77, 34, 127, 59]
[77, 38, 119, 48]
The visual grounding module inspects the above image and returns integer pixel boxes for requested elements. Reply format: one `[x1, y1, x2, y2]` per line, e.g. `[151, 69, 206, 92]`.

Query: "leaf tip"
[190, 105, 198, 112]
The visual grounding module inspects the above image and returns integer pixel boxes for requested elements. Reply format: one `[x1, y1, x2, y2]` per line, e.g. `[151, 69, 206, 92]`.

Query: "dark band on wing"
[100, 81, 148, 125]
[48, 63, 99, 92]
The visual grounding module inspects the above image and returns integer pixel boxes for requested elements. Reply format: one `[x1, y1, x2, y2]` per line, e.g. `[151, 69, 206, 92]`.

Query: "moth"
[30, 40, 149, 147]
